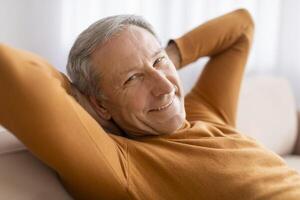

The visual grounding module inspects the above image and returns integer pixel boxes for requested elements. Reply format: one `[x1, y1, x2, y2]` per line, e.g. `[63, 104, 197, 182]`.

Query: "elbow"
[237, 8, 255, 32]
[236, 9, 255, 44]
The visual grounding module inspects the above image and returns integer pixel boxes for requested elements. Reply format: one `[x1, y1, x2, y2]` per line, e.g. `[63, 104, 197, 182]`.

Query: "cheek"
[121, 84, 149, 113]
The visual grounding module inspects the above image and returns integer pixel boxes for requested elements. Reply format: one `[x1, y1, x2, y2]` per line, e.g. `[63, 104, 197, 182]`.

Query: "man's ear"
[89, 96, 111, 120]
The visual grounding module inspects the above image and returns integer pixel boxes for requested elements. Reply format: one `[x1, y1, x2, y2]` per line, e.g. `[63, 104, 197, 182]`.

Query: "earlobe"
[89, 96, 112, 120]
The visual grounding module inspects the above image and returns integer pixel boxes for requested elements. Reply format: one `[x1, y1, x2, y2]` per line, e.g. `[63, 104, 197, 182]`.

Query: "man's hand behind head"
[165, 41, 181, 69]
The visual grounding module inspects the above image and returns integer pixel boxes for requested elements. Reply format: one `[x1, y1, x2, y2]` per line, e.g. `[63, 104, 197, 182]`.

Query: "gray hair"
[66, 14, 159, 99]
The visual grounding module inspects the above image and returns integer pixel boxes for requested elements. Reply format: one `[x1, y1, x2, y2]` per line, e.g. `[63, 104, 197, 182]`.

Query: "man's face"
[90, 25, 186, 137]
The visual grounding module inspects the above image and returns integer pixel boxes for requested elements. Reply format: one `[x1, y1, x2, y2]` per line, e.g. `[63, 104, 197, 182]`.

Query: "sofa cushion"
[0, 127, 25, 154]
[283, 155, 300, 173]
[0, 150, 73, 200]
[236, 76, 298, 155]
[0, 127, 72, 199]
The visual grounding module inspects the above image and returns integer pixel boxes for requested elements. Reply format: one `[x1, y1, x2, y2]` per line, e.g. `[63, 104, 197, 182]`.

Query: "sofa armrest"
[293, 111, 300, 155]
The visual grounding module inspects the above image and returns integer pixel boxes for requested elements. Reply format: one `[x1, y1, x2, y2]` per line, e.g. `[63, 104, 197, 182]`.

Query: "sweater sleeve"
[173, 9, 254, 127]
[0, 44, 128, 199]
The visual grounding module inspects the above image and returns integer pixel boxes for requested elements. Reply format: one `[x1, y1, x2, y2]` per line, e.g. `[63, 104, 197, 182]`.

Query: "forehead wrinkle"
[127, 25, 162, 56]
[101, 26, 163, 88]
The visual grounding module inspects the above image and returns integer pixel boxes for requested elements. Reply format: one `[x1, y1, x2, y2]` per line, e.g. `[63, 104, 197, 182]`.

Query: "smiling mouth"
[149, 96, 175, 112]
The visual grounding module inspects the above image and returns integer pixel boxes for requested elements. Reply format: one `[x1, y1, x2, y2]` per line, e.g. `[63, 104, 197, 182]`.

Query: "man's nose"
[149, 70, 174, 97]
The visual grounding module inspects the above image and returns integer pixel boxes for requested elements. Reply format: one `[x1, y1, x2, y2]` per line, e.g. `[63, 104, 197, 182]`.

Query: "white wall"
[0, 0, 65, 69]
[277, 0, 300, 108]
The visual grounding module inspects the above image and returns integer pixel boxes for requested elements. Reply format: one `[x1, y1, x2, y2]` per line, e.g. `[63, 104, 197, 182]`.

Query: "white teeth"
[151, 97, 174, 111]
[150, 86, 177, 112]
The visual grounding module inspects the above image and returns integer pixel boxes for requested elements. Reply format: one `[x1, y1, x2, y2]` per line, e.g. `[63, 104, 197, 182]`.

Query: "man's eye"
[153, 56, 166, 67]
[124, 74, 138, 85]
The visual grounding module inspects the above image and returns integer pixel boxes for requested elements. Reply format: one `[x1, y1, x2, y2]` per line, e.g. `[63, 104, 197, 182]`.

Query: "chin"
[156, 105, 186, 135]
[123, 106, 186, 137]
[156, 114, 185, 135]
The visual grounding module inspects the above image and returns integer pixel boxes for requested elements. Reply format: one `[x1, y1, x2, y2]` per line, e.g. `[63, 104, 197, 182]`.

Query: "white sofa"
[1, 70, 300, 199]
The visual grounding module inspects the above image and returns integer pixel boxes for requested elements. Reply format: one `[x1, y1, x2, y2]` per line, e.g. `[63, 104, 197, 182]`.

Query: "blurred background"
[1, 0, 300, 108]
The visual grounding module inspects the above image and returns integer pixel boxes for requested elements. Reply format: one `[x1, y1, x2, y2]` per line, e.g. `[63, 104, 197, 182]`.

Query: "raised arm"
[0, 44, 128, 199]
[168, 9, 254, 127]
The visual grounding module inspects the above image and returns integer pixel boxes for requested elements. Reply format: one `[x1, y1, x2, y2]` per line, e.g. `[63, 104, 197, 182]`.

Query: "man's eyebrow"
[152, 47, 164, 58]
[120, 48, 164, 76]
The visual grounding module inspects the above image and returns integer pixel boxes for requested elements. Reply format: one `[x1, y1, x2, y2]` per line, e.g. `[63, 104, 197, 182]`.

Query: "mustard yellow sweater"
[1, 9, 300, 200]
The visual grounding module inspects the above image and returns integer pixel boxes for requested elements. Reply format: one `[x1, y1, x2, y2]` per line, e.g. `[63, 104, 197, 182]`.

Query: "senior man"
[1, 9, 300, 200]
[64, 8, 300, 199]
